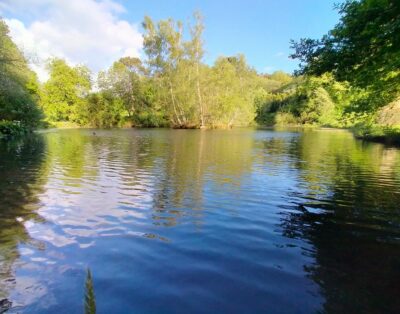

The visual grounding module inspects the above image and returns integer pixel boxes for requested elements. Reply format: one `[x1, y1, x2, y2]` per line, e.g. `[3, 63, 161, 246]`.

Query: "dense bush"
[2, 1, 398, 138]
[0, 20, 43, 130]
[290, 0, 400, 125]
[255, 73, 376, 128]
[0, 120, 29, 137]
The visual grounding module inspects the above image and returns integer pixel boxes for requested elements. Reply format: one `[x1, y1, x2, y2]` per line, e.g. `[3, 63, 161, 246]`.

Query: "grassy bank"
[352, 124, 400, 145]
[257, 120, 400, 146]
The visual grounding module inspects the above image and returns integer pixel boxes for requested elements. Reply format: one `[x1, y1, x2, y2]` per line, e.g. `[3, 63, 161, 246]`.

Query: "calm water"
[0, 128, 400, 313]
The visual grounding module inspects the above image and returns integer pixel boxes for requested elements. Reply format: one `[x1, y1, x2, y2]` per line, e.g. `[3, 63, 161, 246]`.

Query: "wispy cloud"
[263, 66, 275, 73]
[274, 52, 286, 58]
[2, 0, 142, 81]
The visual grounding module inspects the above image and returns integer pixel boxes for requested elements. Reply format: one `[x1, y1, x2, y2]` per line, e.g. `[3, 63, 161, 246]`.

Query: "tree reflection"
[2, 128, 400, 312]
[35, 129, 256, 234]
[151, 129, 255, 227]
[0, 135, 47, 300]
[278, 130, 400, 313]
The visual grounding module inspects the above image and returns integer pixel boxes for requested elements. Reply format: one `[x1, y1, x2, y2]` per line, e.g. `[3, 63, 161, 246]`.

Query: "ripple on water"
[0, 129, 400, 313]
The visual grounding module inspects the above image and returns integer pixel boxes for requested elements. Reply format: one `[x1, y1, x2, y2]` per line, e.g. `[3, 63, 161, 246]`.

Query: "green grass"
[84, 269, 96, 314]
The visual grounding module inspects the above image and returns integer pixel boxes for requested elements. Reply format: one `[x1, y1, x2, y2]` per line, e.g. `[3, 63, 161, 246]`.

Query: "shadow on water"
[41, 129, 254, 230]
[0, 135, 47, 304]
[1, 128, 400, 313]
[277, 130, 400, 313]
[150, 130, 255, 227]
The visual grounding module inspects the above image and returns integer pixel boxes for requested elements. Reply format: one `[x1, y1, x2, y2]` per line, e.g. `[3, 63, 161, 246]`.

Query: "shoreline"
[257, 124, 400, 146]
[4, 124, 398, 147]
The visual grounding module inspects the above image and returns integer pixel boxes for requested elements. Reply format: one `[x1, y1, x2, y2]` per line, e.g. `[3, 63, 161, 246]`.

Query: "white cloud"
[274, 52, 286, 58]
[263, 66, 275, 73]
[2, 0, 142, 81]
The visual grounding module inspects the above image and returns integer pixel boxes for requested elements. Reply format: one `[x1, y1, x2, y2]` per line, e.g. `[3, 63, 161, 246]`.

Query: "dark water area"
[0, 128, 399, 313]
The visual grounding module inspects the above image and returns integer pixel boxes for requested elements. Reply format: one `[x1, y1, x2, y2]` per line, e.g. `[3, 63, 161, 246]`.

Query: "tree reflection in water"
[278, 130, 400, 313]
[0, 135, 47, 303]
[1, 129, 400, 313]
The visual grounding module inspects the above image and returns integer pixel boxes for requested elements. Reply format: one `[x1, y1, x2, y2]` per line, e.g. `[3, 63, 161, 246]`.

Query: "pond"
[0, 128, 399, 313]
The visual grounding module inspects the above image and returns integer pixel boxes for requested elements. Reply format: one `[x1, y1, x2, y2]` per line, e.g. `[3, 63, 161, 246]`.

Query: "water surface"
[0, 128, 400, 313]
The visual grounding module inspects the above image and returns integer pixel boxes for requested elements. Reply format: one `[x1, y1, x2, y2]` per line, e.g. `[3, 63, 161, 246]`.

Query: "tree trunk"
[195, 50, 205, 128]
[169, 81, 182, 126]
[196, 68, 205, 128]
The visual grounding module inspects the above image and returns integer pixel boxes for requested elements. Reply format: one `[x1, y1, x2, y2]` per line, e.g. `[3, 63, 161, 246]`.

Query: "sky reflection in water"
[0, 128, 399, 313]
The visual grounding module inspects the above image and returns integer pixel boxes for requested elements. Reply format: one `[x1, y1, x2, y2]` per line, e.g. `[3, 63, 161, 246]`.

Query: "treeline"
[255, 73, 366, 127]
[40, 14, 294, 129]
[256, 0, 400, 138]
[0, 20, 42, 136]
[1, 1, 399, 136]
[0, 14, 292, 133]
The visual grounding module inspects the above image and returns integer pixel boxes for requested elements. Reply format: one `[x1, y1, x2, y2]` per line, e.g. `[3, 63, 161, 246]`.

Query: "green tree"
[98, 57, 144, 118]
[0, 19, 42, 129]
[80, 92, 125, 127]
[206, 55, 258, 127]
[142, 15, 210, 128]
[41, 58, 91, 123]
[186, 12, 206, 127]
[291, 0, 400, 109]
[270, 71, 292, 85]
[142, 16, 186, 126]
[255, 74, 356, 127]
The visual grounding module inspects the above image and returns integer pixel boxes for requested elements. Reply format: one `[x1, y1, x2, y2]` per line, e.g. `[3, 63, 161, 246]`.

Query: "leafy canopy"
[290, 0, 400, 106]
[0, 19, 42, 128]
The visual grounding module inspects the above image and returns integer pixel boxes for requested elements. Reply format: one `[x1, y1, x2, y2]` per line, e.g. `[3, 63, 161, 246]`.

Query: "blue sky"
[1, 0, 343, 80]
[120, 0, 343, 73]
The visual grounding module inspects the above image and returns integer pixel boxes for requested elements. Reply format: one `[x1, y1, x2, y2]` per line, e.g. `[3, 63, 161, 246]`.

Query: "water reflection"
[0, 135, 47, 303]
[0, 128, 399, 313]
[277, 130, 400, 313]
[38, 129, 258, 239]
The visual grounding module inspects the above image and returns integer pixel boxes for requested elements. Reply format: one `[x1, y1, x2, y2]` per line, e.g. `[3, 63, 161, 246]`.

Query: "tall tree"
[41, 58, 91, 122]
[0, 19, 42, 128]
[98, 57, 147, 119]
[186, 12, 206, 127]
[142, 16, 187, 126]
[290, 0, 400, 109]
[207, 55, 258, 128]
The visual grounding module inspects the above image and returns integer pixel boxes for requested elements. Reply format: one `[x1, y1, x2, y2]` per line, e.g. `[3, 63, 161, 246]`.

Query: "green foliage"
[98, 57, 147, 119]
[0, 19, 42, 129]
[40, 58, 91, 123]
[132, 109, 168, 127]
[291, 0, 400, 109]
[205, 55, 259, 127]
[2, 7, 398, 136]
[142, 14, 202, 127]
[274, 112, 298, 126]
[0, 120, 28, 137]
[140, 16, 282, 128]
[0, 14, 294, 130]
[84, 269, 96, 314]
[269, 71, 292, 85]
[255, 73, 371, 127]
[284, 0, 400, 141]
[79, 92, 126, 128]
[353, 123, 400, 145]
